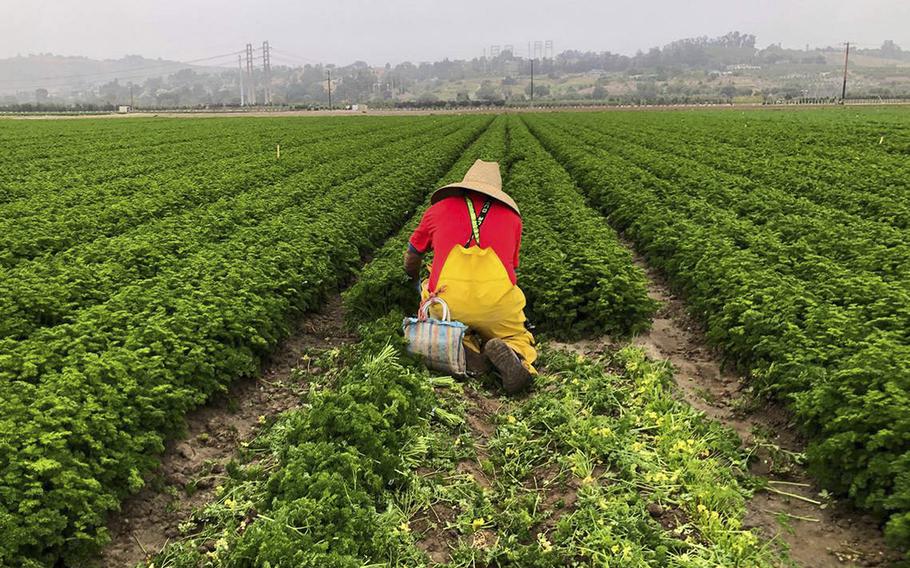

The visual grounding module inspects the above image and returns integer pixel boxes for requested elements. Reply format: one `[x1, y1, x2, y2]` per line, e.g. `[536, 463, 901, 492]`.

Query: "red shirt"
[409, 192, 522, 292]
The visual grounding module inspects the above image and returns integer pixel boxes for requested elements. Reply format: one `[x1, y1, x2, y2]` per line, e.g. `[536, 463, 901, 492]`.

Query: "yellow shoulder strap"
[465, 196, 481, 246]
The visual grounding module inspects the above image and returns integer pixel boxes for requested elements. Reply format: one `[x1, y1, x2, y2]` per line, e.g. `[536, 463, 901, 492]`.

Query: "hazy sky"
[4, 0, 909, 65]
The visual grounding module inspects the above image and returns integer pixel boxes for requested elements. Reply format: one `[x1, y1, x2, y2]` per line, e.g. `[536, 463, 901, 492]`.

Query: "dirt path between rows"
[612, 249, 898, 567]
[98, 295, 356, 568]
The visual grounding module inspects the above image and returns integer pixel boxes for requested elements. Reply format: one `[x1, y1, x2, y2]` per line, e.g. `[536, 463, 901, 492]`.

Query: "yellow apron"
[422, 197, 537, 372]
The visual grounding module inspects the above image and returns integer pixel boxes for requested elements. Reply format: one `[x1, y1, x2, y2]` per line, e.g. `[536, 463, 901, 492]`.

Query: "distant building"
[117, 105, 132, 113]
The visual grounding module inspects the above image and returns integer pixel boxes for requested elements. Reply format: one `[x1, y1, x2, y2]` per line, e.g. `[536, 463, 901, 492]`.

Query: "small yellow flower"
[537, 532, 553, 552]
[471, 517, 486, 531]
[399, 522, 411, 532]
[224, 498, 237, 510]
[611, 543, 621, 554]
[507, 415, 517, 424]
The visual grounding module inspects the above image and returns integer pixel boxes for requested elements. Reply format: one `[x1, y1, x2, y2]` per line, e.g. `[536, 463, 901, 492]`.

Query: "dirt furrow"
[625, 248, 897, 567]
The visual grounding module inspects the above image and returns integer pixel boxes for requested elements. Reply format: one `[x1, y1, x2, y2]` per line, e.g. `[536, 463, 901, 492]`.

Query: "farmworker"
[404, 160, 536, 393]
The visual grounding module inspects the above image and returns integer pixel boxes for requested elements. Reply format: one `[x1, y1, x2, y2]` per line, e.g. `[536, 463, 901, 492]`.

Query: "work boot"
[464, 348, 491, 376]
[483, 339, 531, 394]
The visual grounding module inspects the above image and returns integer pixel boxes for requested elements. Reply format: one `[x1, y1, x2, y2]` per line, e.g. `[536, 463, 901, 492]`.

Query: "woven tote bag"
[402, 297, 467, 376]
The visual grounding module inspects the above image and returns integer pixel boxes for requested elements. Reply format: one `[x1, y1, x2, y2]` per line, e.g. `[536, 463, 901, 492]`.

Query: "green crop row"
[0, 118, 444, 263]
[345, 115, 655, 339]
[183, 337, 437, 567]
[505, 118, 656, 336]
[551, 113, 910, 283]
[0, 117, 384, 203]
[524, 110, 910, 550]
[577, 111, 910, 230]
[0, 119, 466, 342]
[0, 116, 490, 566]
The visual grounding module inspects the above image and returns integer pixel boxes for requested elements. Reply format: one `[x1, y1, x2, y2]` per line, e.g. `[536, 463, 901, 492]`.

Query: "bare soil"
[413, 502, 459, 564]
[98, 295, 356, 568]
[560, 248, 901, 567]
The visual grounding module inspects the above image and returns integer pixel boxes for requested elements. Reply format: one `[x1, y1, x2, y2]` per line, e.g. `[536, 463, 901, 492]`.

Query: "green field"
[0, 107, 908, 567]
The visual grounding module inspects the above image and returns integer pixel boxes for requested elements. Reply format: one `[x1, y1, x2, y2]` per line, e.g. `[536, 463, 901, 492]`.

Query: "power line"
[269, 55, 305, 67]
[270, 48, 319, 65]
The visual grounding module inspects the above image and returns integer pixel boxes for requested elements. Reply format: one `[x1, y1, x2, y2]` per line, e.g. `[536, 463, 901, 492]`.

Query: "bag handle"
[419, 296, 450, 322]
[464, 196, 492, 247]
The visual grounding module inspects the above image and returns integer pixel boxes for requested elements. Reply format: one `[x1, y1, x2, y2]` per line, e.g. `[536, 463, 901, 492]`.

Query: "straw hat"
[430, 160, 520, 215]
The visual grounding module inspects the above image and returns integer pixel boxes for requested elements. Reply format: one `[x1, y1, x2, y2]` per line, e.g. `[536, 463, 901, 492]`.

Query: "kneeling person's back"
[403, 160, 536, 393]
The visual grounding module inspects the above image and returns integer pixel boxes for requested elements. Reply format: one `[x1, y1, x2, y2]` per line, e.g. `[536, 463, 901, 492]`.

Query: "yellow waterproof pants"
[422, 245, 537, 372]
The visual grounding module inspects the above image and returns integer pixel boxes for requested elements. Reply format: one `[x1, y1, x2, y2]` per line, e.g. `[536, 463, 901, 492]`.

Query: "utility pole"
[529, 58, 534, 104]
[129, 84, 134, 109]
[238, 54, 245, 106]
[262, 40, 272, 105]
[327, 69, 332, 110]
[841, 41, 850, 103]
[245, 43, 255, 105]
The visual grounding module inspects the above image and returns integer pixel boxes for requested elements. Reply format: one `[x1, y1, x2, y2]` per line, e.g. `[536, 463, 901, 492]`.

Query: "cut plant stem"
[762, 509, 820, 522]
[765, 486, 823, 505]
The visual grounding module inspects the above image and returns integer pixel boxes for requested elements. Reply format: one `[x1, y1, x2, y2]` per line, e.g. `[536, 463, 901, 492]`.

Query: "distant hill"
[0, 54, 223, 95]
